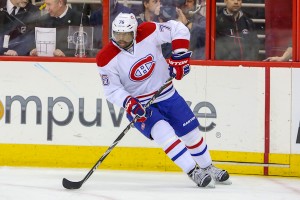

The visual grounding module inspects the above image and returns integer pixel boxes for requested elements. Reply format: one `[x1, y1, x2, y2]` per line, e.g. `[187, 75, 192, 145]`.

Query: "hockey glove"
[123, 96, 151, 122]
[168, 51, 192, 80]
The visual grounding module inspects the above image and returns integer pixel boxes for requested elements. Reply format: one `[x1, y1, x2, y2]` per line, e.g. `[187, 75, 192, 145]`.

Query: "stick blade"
[62, 178, 83, 189]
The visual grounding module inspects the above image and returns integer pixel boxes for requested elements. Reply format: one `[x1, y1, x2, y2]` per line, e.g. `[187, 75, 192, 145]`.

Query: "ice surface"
[0, 167, 300, 200]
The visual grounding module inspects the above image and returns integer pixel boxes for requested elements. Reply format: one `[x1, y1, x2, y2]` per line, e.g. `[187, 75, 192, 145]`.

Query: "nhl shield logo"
[129, 54, 156, 81]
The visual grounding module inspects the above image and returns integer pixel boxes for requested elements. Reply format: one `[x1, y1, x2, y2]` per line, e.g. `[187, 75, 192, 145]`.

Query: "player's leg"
[150, 120, 213, 188]
[127, 107, 212, 187]
[159, 91, 231, 185]
[181, 128, 231, 185]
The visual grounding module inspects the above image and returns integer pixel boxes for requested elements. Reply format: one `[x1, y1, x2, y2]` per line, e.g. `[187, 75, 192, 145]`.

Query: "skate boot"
[187, 165, 215, 188]
[205, 164, 232, 185]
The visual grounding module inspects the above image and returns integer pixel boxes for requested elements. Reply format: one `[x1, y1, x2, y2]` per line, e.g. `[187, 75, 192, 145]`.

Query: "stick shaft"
[62, 77, 173, 189]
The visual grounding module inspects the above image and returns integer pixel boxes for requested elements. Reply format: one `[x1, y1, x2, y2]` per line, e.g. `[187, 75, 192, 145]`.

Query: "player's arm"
[96, 43, 132, 107]
[155, 20, 190, 51]
[168, 51, 192, 80]
[123, 96, 151, 122]
[155, 20, 192, 80]
[98, 67, 151, 122]
[97, 66, 130, 108]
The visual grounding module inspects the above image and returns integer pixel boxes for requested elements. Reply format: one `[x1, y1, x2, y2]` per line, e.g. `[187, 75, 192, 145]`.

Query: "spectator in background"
[89, 0, 131, 51]
[264, 46, 292, 62]
[215, 0, 259, 60]
[136, 0, 160, 23]
[137, 0, 172, 57]
[241, 0, 265, 40]
[29, 0, 89, 57]
[70, 3, 100, 17]
[137, 0, 206, 59]
[199, 0, 206, 17]
[177, 0, 206, 59]
[0, 0, 40, 56]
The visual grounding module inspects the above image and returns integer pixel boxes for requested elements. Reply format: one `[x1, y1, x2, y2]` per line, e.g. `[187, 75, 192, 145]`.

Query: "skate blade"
[205, 179, 216, 188]
[216, 179, 232, 185]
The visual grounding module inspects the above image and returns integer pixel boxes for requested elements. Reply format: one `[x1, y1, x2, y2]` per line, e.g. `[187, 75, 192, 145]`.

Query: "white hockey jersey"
[96, 21, 190, 108]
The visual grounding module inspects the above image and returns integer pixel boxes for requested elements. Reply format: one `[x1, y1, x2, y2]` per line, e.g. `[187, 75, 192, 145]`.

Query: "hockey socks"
[180, 128, 212, 169]
[151, 120, 195, 173]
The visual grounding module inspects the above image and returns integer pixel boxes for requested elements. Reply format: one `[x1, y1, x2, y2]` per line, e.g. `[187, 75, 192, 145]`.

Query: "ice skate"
[205, 164, 232, 185]
[188, 166, 215, 188]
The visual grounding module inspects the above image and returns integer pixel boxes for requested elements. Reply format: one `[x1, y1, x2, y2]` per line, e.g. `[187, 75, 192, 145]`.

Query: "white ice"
[0, 167, 300, 200]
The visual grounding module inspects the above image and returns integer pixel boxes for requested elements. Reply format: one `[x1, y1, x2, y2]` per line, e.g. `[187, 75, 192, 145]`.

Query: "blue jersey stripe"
[139, 85, 174, 104]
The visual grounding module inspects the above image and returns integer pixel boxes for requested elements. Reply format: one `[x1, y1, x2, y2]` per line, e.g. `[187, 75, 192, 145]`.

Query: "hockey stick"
[62, 76, 174, 189]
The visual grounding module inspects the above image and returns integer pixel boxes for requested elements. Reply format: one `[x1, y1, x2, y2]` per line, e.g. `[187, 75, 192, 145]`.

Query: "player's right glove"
[123, 96, 151, 122]
[168, 51, 192, 80]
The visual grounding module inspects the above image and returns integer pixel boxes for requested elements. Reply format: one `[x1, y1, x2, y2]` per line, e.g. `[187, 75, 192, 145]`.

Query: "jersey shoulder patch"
[136, 22, 156, 43]
[96, 42, 120, 67]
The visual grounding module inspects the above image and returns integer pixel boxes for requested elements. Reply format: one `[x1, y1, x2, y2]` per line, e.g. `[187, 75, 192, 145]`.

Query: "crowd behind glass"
[0, 0, 293, 61]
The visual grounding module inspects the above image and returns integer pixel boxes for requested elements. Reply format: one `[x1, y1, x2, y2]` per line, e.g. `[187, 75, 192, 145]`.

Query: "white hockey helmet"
[112, 13, 138, 42]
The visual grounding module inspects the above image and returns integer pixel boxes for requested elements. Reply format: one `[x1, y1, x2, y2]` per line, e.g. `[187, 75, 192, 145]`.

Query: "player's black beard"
[123, 41, 134, 50]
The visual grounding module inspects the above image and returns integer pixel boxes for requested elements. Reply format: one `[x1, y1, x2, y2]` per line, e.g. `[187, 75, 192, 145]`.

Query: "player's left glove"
[168, 51, 192, 80]
[123, 96, 151, 122]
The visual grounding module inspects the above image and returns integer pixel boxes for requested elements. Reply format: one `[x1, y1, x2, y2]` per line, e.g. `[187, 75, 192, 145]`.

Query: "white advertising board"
[175, 66, 265, 152]
[270, 68, 292, 154]
[0, 61, 153, 147]
[0, 62, 266, 153]
[291, 68, 300, 153]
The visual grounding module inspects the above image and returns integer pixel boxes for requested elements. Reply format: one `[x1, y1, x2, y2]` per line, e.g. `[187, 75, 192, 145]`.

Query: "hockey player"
[96, 12, 231, 188]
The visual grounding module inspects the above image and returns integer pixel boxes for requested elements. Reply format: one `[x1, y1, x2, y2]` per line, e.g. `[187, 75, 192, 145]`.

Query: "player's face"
[14, 0, 28, 8]
[113, 31, 134, 49]
[225, 0, 242, 13]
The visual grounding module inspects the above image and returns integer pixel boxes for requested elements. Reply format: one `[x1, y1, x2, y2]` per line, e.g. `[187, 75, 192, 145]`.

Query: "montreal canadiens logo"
[129, 54, 156, 81]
